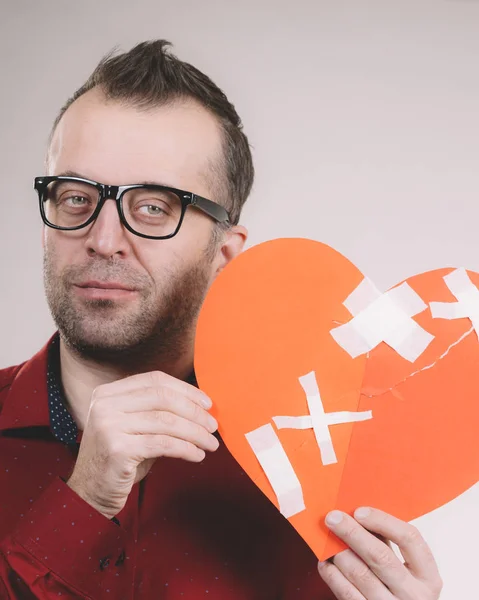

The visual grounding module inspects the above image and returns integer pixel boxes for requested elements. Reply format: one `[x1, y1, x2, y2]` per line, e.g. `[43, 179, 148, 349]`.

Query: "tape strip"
[273, 371, 373, 466]
[430, 268, 479, 336]
[245, 423, 306, 518]
[430, 303, 471, 320]
[344, 277, 381, 315]
[273, 416, 312, 429]
[331, 278, 434, 362]
[301, 371, 338, 465]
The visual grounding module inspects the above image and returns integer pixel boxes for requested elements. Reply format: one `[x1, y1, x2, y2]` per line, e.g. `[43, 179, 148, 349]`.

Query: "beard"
[43, 245, 215, 374]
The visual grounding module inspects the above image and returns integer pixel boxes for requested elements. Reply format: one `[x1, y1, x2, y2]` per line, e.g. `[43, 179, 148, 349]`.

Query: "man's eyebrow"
[55, 170, 176, 188]
[56, 169, 87, 179]
[138, 180, 178, 188]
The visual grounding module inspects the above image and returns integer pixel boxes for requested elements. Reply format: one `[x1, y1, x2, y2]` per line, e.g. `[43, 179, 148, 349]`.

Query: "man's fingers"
[95, 370, 212, 409]
[101, 386, 218, 432]
[125, 411, 220, 452]
[331, 549, 395, 600]
[136, 434, 207, 463]
[325, 510, 415, 597]
[317, 559, 367, 600]
[353, 507, 441, 584]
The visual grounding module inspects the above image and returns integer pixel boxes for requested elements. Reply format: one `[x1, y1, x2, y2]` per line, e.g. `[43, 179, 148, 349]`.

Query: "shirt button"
[115, 550, 126, 566]
[99, 557, 110, 570]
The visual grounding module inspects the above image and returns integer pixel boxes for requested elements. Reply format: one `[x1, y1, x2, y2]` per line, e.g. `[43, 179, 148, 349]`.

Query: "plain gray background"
[1, 0, 478, 597]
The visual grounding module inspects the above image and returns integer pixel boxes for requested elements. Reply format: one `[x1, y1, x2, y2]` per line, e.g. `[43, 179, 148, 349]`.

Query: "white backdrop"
[0, 0, 478, 597]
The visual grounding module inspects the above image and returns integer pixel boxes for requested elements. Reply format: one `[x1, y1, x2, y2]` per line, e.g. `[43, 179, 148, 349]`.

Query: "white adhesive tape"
[331, 278, 434, 363]
[273, 371, 373, 466]
[344, 276, 381, 315]
[430, 268, 479, 336]
[302, 371, 339, 465]
[245, 423, 306, 518]
[273, 415, 312, 429]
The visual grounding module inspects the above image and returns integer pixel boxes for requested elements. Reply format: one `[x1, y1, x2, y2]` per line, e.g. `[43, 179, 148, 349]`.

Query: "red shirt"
[0, 336, 334, 599]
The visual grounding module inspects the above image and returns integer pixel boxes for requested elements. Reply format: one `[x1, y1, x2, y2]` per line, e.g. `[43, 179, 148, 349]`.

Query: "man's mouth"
[73, 280, 138, 301]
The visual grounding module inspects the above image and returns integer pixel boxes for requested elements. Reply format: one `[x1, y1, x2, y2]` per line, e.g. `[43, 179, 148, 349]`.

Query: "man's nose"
[84, 198, 129, 259]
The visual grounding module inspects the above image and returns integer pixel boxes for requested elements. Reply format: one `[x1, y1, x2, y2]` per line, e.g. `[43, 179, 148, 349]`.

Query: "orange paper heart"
[194, 239, 479, 561]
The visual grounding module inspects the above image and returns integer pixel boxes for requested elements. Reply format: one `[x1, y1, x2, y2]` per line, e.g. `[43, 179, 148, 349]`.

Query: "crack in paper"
[362, 326, 475, 399]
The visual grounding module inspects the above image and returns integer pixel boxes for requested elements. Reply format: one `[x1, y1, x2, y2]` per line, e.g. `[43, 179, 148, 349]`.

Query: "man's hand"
[67, 371, 219, 520]
[317, 507, 443, 600]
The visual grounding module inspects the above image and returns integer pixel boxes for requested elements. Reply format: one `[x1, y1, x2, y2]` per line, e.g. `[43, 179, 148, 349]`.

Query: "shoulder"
[0, 335, 56, 415]
[0, 362, 26, 410]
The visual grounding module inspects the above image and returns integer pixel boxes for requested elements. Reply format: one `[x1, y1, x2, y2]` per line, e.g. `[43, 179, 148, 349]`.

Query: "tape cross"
[273, 371, 373, 466]
[330, 277, 434, 363]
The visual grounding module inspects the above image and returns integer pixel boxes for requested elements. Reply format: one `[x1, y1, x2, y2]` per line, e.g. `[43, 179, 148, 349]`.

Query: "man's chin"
[76, 297, 136, 311]
[64, 328, 147, 356]
[60, 309, 149, 350]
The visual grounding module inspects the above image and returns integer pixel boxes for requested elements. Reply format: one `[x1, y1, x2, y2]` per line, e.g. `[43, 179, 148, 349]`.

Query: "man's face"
[44, 89, 238, 366]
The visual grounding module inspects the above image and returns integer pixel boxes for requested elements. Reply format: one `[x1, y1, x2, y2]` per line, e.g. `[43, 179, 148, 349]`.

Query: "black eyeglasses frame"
[34, 175, 231, 240]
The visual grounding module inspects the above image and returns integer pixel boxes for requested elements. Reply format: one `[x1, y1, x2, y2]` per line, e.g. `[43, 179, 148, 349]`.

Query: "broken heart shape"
[194, 239, 479, 561]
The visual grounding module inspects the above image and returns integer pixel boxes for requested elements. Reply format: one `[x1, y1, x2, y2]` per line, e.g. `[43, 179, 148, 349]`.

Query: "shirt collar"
[47, 334, 78, 444]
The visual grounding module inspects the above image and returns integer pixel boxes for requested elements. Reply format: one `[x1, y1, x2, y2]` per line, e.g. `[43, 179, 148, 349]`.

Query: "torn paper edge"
[362, 326, 475, 399]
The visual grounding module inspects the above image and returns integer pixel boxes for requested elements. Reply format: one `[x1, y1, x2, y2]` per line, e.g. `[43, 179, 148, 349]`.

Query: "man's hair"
[50, 40, 254, 226]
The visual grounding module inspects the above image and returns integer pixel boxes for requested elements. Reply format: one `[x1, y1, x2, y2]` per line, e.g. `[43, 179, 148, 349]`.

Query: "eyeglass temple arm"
[191, 195, 230, 224]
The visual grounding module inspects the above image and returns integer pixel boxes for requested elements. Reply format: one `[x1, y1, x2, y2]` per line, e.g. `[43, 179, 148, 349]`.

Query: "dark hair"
[50, 40, 254, 225]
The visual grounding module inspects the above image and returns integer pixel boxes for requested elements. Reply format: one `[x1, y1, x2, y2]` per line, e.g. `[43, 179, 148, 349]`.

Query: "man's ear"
[213, 225, 248, 278]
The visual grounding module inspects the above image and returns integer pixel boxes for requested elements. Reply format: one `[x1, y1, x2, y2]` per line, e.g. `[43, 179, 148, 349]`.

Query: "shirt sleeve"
[0, 477, 130, 599]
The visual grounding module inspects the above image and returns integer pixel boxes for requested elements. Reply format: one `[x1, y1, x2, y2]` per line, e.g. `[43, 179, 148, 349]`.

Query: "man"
[0, 41, 442, 599]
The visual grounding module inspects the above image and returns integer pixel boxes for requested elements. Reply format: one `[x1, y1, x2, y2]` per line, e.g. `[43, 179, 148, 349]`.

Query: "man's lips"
[73, 281, 138, 300]
[76, 280, 137, 291]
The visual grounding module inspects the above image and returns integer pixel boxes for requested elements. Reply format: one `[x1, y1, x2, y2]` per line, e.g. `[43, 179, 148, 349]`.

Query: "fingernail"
[326, 510, 344, 526]
[200, 395, 213, 409]
[207, 415, 218, 432]
[354, 507, 371, 520]
[317, 560, 326, 568]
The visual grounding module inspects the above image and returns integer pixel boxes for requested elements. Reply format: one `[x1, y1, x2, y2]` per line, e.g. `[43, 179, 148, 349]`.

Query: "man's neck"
[59, 337, 195, 430]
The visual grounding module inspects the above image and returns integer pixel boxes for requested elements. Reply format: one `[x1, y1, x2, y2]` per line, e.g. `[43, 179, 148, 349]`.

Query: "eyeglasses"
[34, 176, 231, 240]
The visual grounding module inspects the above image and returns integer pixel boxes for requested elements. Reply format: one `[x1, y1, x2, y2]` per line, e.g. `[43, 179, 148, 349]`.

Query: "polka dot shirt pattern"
[0, 334, 332, 599]
[47, 335, 78, 446]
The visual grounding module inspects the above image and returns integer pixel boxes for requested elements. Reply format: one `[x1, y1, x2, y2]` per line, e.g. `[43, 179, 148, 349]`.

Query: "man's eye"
[138, 204, 168, 216]
[65, 195, 89, 206]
